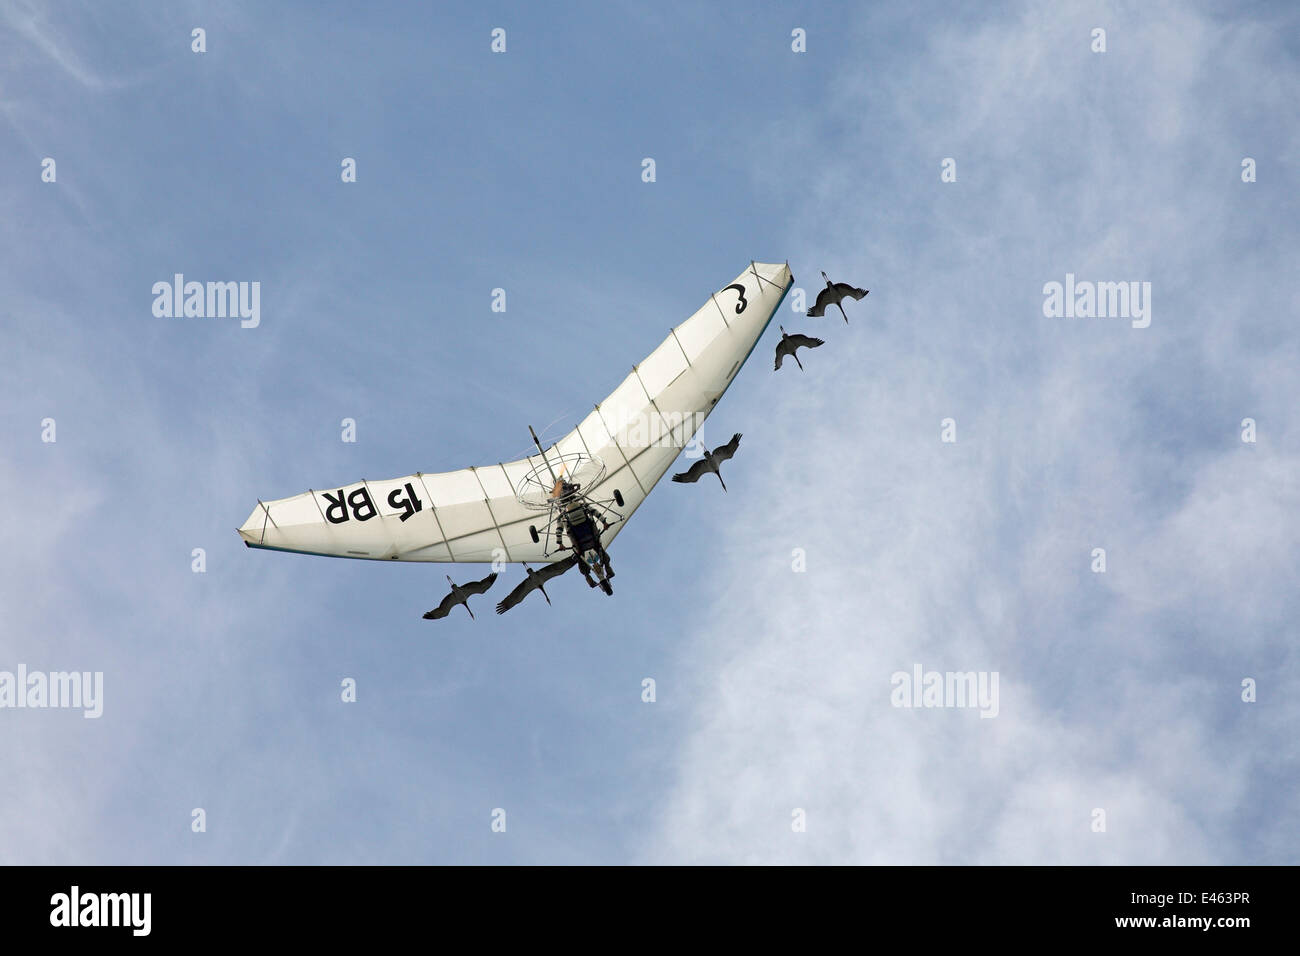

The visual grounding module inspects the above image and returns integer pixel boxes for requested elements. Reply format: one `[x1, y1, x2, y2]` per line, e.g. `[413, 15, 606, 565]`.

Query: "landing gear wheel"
[600, 580, 613, 596]
[529, 525, 539, 544]
[613, 489, 624, 507]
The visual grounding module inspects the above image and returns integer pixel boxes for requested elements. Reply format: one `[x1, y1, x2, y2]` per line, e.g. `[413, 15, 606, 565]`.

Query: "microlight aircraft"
[238, 262, 793, 614]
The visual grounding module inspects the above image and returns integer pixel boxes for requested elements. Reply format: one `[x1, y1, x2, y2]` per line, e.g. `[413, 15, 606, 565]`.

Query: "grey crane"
[495, 555, 579, 614]
[422, 572, 498, 620]
[672, 433, 742, 492]
[807, 271, 868, 323]
[774, 326, 824, 371]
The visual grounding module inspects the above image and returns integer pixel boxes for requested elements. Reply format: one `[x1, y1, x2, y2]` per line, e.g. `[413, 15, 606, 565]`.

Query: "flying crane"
[807, 271, 868, 323]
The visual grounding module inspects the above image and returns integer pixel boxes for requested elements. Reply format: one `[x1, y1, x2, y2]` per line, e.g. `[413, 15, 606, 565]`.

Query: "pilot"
[554, 481, 614, 586]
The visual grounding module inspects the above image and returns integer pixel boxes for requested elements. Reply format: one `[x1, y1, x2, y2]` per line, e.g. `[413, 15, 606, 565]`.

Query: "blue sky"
[2, 0, 1297, 864]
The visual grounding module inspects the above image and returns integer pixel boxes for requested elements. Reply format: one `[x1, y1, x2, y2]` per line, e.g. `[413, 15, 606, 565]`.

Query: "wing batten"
[638, 381, 682, 453]
[472, 467, 513, 562]
[239, 262, 793, 563]
[593, 402, 650, 498]
[750, 260, 782, 292]
[420, 475, 456, 561]
[709, 293, 732, 327]
[669, 328, 693, 366]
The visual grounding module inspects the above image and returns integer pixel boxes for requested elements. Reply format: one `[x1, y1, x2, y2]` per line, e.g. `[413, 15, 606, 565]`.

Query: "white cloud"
[644, 0, 1299, 864]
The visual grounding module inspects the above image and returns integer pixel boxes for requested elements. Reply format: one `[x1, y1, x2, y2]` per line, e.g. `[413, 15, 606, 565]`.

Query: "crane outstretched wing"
[238, 263, 793, 564]
[537, 555, 579, 582]
[788, 334, 824, 350]
[672, 459, 710, 483]
[807, 288, 835, 316]
[462, 572, 498, 596]
[496, 556, 577, 614]
[495, 579, 532, 615]
[712, 433, 742, 463]
[423, 592, 459, 620]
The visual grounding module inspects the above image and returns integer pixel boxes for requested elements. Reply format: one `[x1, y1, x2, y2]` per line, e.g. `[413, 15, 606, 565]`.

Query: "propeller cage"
[515, 453, 607, 511]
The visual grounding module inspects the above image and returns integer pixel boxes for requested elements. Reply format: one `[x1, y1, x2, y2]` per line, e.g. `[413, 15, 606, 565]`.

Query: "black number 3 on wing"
[722, 284, 748, 314]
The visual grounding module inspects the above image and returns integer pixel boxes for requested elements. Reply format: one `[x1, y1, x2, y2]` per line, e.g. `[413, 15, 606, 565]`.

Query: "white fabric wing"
[238, 262, 793, 563]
